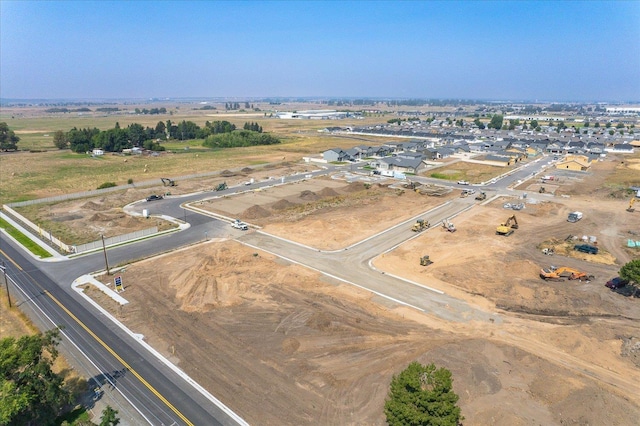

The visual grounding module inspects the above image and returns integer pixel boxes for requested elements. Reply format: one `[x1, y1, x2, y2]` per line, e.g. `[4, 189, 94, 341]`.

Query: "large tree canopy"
[0, 329, 71, 425]
[487, 114, 504, 130]
[0, 122, 20, 151]
[620, 259, 640, 284]
[384, 361, 462, 426]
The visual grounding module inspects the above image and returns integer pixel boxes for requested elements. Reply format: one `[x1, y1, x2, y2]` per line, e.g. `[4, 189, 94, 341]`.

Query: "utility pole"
[1, 261, 11, 308]
[101, 235, 110, 275]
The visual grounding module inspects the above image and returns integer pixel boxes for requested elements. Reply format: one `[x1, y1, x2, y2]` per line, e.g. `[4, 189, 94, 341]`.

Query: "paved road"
[1, 156, 556, 424]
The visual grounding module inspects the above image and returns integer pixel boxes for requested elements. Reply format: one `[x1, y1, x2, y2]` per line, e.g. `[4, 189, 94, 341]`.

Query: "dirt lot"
[11, 163, 314, 245]
[86, 156, 640, 425]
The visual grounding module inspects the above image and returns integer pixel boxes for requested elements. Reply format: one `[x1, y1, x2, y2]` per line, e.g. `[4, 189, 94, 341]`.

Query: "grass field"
[0, 217, 52, 258]
[425, 160, 508, 183]
[0, 109, 397, 204]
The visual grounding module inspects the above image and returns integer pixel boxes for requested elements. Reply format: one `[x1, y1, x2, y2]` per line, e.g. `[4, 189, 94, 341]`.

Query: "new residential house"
[378, 155, 425, 174]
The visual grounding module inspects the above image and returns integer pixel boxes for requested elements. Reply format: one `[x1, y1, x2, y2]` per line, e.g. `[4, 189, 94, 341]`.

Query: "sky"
[1, 1, 639, 102]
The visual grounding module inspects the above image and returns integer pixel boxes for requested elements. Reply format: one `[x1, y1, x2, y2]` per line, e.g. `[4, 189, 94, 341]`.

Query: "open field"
[423, 160, 509, 184]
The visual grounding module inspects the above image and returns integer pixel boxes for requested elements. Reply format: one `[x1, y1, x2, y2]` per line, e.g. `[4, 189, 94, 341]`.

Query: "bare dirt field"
[198, 175, 455, 250]
[82, 155, 640, 425]
[11, 163, 315, 245]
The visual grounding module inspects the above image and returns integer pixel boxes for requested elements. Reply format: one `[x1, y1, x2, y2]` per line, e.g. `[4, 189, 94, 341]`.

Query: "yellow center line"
[1, 249, 193, 426]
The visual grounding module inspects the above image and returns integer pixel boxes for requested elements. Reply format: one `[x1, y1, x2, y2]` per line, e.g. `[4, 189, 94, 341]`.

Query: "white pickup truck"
[231, 219, 248, 230]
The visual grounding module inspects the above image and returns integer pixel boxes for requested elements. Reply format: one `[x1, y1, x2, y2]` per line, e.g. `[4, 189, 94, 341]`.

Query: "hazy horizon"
[2, 1, 639, 102]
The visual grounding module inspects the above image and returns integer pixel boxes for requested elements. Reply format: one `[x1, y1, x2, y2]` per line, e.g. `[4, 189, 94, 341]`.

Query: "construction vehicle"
[412, 219, 430, 232]
[475, 191, 486, 201]
[215, 182, 228, 191]
[403, 179, 417, 190]
[574, 244, 598, 254]
[442, 219, 456, 232]
[540, 266, 594, 281]
[539, 268, 565, 282]
[567, 211, 583, 222]
[628, 197, 636, 212]
[539, 186, 546, 193]
[496, 215, 518, 236]
[542, 248, 555, 256]
[419, 255, 433, 266]
[161, 177, 176, 187]
[460, 189, 476, 198]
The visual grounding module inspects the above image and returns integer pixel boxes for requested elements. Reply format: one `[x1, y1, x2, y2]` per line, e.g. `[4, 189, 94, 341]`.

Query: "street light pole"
[101, 235, 110, 275]
[1, 261, 11, 308]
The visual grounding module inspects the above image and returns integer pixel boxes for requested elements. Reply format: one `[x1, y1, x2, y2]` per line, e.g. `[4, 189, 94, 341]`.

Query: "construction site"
[73, 152, 640, 425]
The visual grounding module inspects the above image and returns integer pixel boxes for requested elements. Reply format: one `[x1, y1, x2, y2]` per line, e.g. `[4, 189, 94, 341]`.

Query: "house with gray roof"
[378, 155, 425, 174]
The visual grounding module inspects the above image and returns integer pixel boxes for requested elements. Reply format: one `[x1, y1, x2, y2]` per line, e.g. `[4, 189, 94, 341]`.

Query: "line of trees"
[1, 329, 121, 425]
[53, 119, 276, 153]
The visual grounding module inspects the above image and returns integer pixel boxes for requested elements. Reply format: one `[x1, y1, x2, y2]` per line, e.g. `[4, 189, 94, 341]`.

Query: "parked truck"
[567, 211, 583, 223]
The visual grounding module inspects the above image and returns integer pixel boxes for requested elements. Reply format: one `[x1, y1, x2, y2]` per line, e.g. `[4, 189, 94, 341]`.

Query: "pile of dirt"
[220, 170, 235, 177]
[317, 187, 339, 197]
[82, 201, 103, 210]
[342, 182, 368, 193]
[299, 190, 319, 201]
[241, 167, 254, 174]
[272, 199, 297, 210]
[90, 213, 112, 222]
[242, 205, 271, 219]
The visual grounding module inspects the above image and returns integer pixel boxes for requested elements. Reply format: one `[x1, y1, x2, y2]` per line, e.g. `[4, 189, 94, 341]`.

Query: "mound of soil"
[241, 167, 254, 174]
[342, 182, 368, 193]
[220, 170, 235, 177]
[317, 187, 339, 197]
[90, 213, 112, 222]
[272, 199, 297, 210]
[243, 205, 271, 219]
[299, 190, 320, 201]
[82, 201, 103, 210]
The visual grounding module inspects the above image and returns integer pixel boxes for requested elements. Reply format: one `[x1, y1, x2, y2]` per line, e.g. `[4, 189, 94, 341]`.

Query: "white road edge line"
[239, 241, 426, 312]
[71, 276, 249, 426]
[7, 274, 155, 425]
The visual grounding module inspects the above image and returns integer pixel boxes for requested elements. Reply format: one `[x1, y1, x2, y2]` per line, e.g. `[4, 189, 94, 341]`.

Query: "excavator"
[412, 219, 430, 232]
[540, 266, 595, 282]
[475, 191, 487, 201]
[628, 197, 636, 212]
[161, 177, 176, 187]
[496, 215, 518, 236]
[419, 255, 433, 266]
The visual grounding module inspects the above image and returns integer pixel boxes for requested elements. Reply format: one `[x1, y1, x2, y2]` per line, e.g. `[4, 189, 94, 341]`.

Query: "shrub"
[97, 182, 117, 189]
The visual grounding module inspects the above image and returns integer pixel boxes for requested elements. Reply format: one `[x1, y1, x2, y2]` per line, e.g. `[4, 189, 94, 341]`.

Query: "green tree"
[529, 119, 539, 129]
[0, 122, 20, 151]
[594, 122, 601, 128]
[620, 259, 640, 284]
[616, 122, 625, 129]
[488, 114, 503, 130]
[384, 361, 462, 426]
[605, 122, 612, 128]
[99, 405, 120, 426]
[0, 329, 71, 425]
[473, 118, 485, 129]
[53, 130, 68, 149]
[609, 129, 615, 135]
[584, 120, 590, 128]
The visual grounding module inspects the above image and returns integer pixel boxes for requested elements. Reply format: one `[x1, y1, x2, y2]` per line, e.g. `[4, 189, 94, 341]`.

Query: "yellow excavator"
[628, 197, 636, 212]
[496, 215, 518, 236]
[412, 219, 430, 232]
